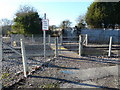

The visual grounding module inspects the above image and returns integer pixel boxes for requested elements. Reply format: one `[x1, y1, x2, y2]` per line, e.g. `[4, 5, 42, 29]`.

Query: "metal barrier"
[83, 35, 119, 57]
[2, 34, 57, 87]
[58, 34, 119, 57]
[1, 33, 119, 88]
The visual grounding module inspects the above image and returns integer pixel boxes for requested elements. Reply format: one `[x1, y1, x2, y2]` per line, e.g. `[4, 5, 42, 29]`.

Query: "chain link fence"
[58, 34, 120, 57]
[1, 34, 58, 87]
[1, 33, 120, 88]
[84, 35, 120, 57]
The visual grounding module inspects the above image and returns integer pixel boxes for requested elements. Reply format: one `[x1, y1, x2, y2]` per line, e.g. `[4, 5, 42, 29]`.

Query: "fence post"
[32, 34, 34, 43]
[55, 37, 58, 57]
[0, 26, 2, 89]
[60, 34, 63, 45]
[108, 36, 112, 57]
[20, 39, 28, 77]
[86, 34, 88, 46]
[48, 35, 51, 46]
[79, 35, 83, 57]
[11, 34, 13, 47]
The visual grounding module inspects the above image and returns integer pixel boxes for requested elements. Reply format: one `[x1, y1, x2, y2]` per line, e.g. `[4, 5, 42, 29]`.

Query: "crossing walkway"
[50, 44, 79, 58]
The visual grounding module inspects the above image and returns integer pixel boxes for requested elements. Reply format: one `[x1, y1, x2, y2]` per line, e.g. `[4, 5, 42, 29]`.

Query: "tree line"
[1, 2, 120, 35]
[85, 2, 120, 29]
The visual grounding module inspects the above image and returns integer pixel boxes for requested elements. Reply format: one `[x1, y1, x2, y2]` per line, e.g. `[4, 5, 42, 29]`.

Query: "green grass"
[0, 73, 10, 80]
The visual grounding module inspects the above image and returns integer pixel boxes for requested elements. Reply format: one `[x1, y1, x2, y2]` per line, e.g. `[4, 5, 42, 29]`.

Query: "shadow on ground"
[29, 75, 117, 90]
[45, 63, 79, 70]
[59, 56, 120, 65]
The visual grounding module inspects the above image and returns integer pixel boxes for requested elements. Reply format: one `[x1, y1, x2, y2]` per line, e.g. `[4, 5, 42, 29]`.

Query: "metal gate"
[57, 34, 87, 57]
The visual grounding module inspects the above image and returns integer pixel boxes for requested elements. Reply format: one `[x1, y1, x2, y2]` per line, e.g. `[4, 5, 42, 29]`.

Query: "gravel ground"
[2, 56, 119, 89]
[1, 56, 53, 87]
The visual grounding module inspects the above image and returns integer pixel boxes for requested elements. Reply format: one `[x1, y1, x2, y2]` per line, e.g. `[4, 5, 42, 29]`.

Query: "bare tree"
[16, 5, 37, 16]
[0, 18, 13, 26]
[76, 15, 86, 29]
[76, 15, 85, 24]
[60, 20, 72, 29]
[49, 25, 57, 30]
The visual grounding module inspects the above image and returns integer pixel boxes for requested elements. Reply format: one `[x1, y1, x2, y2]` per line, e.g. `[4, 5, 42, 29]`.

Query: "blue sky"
[0, 0, 93, 26]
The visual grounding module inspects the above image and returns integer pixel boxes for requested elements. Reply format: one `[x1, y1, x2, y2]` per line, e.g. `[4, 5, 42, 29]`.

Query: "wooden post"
[55, 37, 58, 57]
[79, 35, 83, 57]
[86, 34, 88, 46]
[20, 39, 28, 77]
[108, 36, 112, 57]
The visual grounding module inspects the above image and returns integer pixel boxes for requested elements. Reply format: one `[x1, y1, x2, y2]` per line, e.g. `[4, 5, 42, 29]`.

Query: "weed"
[39, 83, 60, 89]
[0, 73, 10, 80]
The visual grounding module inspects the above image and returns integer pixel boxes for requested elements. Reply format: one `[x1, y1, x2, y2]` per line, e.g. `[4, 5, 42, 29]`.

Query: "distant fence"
[81, 29, 120, 44]
[2, 33, 119, 57]
[63, 28, 120, 44]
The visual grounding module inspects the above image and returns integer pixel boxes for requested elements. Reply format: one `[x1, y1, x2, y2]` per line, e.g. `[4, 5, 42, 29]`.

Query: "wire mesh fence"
[1, 33, 120, 87]
[84, 35, 120, 57]
[2, 35, 23, 87]
[1, 34, 58, 87]
[59, 34, 120, 57]
[2, 34, 120, 64]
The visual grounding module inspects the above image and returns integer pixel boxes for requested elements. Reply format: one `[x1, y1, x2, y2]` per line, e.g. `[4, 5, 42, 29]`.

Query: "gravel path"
[2, 56, 119, 89]
[2, 55, 54, 87]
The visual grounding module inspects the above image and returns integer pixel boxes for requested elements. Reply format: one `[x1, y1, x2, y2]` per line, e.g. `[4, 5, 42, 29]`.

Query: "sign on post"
[42, 19, 49, 31]
[42, 14, 49, 58]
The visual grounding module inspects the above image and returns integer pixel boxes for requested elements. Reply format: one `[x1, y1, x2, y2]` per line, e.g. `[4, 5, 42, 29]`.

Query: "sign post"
[42, 13, 49, 58]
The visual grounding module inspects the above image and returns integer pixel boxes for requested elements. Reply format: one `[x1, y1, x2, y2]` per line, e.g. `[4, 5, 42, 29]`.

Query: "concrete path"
[63, 65, 118, 81]
[50, 44, 79, 58]
[60, 65, 118, 88]
[60, 81, 99, 88]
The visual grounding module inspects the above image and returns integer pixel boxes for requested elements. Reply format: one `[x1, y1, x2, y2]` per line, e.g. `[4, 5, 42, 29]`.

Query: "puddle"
[61, 70, 74, 74]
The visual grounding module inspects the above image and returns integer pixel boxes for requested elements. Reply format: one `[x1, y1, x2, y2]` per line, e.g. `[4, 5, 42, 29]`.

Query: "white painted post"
[86, 34, 88, 46]
[43, 31, 46, 58]
[43, 13, 47, 58]
[11, 34, 13, 47]
[48, 35, 51, 46]
[79, 35, 83, 57]
[20, 39, 28, 77]
[108, 36, 112, 57]
[0, 26, 2, 90]
[32, 34, 34, 43]
[55, 37, 58, 57]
